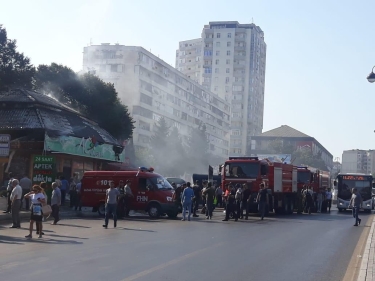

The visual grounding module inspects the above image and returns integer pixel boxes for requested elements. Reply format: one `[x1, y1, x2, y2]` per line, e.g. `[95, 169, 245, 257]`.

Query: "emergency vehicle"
[81, 167, 178, 218]
[220, 157, 297, 214]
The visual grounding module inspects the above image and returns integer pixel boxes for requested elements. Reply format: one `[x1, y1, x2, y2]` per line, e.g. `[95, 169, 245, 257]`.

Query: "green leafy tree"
[149, 117, 170, 174]
[34, 63, 134, 139]
[186, 122, 210, 173]
[165, 126, 186, 176]
[0, 25, 35, 90]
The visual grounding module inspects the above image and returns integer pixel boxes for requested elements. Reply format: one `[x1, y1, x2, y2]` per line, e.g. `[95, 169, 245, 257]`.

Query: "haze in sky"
[1, 0, 375, 160]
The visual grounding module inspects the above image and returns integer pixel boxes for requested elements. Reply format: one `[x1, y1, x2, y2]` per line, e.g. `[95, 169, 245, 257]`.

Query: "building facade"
[83, 44, 230, 160]
[341, 150, 375, 175]
[176, 21, 267, 156]
[175, 38, 203, 83]
[250, 125, 333, 170]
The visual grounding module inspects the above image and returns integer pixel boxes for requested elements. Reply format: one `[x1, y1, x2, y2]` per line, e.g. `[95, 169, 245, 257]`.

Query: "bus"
[334, 173, 374, 212]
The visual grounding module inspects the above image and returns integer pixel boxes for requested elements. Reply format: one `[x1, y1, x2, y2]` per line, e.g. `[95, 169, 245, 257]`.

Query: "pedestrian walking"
[181, 182, 194, 221]
[103, 181, 120, 228]
[4, 173, 14, 213]
[50, 182, 61, 225]
[24, 185, 46, 239]
[349, 188, 362, 226]
[19, 174, 32, 210]
[222, 186, 237, 221]
[60, 176, 69, 206]
[203, 182, 215, 219]
[124, 180, 133, 217]
[75, 180, 82, 211]
[9, 179, 22, 228]
[256, 183, 268, 220]
[326, 188, 332, 212]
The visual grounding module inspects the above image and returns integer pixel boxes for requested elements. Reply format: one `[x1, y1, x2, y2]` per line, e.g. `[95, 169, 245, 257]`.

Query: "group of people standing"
[172, 180, 270, 222]
[4, 175, 62, 238]
[301, 186, 333, 214]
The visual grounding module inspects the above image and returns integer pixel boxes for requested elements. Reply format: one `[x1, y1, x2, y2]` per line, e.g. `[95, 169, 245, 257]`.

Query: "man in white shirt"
[10, 179, 22, 228]
[326, 188, 333, 212]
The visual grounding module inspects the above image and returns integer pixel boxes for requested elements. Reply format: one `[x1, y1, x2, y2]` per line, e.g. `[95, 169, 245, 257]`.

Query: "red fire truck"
[220, 157, 297, 214]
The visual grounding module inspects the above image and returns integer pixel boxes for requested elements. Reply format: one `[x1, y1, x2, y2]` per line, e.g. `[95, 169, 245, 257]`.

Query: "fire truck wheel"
[98, 203, 105, 217]
[148, 203, 161, 218]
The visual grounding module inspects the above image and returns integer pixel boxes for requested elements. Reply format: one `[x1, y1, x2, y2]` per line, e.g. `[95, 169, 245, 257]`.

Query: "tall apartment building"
[82, 44, 231, 160]
[176, 21, 267, 156]
[342, 149, 375, 174]
[175, 38, 202, 83]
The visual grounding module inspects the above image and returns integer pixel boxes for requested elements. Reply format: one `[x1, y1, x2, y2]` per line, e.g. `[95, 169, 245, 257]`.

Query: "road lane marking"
[120, 242, 224, 281]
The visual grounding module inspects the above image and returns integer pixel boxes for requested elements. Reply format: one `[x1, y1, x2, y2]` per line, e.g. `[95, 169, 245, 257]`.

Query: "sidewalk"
[358, 217, 375, 281]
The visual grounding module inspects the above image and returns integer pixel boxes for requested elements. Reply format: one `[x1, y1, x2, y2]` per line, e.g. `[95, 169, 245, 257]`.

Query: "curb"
[358, 218, 375, 281]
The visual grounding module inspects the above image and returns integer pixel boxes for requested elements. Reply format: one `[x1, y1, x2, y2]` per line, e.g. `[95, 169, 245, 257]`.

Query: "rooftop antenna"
[90, 38, 93, 45]
[252, 17, 254, 24]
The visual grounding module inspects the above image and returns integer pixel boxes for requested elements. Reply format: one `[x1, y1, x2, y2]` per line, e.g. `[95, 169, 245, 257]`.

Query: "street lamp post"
[367, 66, 375, 83]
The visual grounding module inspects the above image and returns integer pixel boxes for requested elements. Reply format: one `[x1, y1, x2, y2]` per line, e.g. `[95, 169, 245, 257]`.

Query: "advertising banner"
[257, 154, 292, 164]
[32, 155, 56, 184]
[44, 134, 125, 162]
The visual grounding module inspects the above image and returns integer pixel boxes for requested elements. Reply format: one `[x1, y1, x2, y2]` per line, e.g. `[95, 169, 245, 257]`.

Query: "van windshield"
[150, 177, 173, 190]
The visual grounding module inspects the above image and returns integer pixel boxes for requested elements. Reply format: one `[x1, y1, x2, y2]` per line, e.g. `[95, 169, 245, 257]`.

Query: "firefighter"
[222, 185, 238, 221]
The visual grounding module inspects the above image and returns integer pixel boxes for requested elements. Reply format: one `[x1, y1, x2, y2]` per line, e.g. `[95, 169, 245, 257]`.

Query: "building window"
[228, 33, 232, 38]
[216, 50, 220, 56]
[215, 59, 219, 65]
[215, 68, 219, 73]
[227, 50, 231, 56]
[217, 33, 221, 38]
[196, 56, 200, 62]
[227, 42, 231, 47]
[214, 86, 218, 91]
[232, 130, 241, 136]
[216, 42, 220, 47]
[226, 68, 230, 73]
[226, 59, 230, 64]
[225, 77, 230, 83]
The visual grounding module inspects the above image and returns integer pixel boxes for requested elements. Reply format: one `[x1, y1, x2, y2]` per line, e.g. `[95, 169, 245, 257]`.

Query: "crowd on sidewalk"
[2, 172, 83, 239]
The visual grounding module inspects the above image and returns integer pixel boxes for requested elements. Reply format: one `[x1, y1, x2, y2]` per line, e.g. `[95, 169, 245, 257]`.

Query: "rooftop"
[0, 88, 120, 145]
[259, 125, 311, 138]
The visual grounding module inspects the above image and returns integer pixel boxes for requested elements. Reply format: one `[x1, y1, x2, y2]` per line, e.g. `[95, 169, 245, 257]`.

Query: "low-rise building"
[250, 125, 333, 169]
[82, 44, 231, 159]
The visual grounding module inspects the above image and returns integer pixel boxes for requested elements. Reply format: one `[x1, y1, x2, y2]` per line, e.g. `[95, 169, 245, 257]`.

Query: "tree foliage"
[0, 25, 35, 91]
[34, 63, 134, 140]
[186, 122, 210, 172]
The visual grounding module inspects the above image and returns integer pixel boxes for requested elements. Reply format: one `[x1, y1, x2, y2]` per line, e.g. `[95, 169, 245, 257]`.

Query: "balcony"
[234, 46, 246, 51]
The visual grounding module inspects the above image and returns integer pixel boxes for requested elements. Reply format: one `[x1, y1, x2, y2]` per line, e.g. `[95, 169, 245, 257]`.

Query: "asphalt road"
[0, 207, 370, 281]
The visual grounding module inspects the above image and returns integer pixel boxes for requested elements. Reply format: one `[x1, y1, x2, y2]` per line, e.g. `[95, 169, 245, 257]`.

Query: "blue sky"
[1, 0, 375, 160]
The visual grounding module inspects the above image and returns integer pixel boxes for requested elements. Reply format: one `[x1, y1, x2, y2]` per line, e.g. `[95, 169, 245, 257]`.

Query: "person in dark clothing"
[256, 182, 268, 220]
[223, 186, 238, 221]
[172, 183, 184, 213]
[192, 180, 201, 217]
[117, 180, 125, 218]
[241, 184, 251, 219]
[203, 182, 215, 219]
[235, 184, 242, 219]
[4, 173, 14, 214]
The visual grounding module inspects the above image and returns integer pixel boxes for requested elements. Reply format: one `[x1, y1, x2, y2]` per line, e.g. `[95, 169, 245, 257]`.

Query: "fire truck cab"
[221, 157, 297, 214]
[81, 167, 178, 219]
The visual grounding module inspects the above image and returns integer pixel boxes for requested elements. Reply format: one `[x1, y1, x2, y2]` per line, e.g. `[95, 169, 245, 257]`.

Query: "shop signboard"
[32, 155, 56, 185]
[0, 134, 10, 157]
[44, 134, 125, 162]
